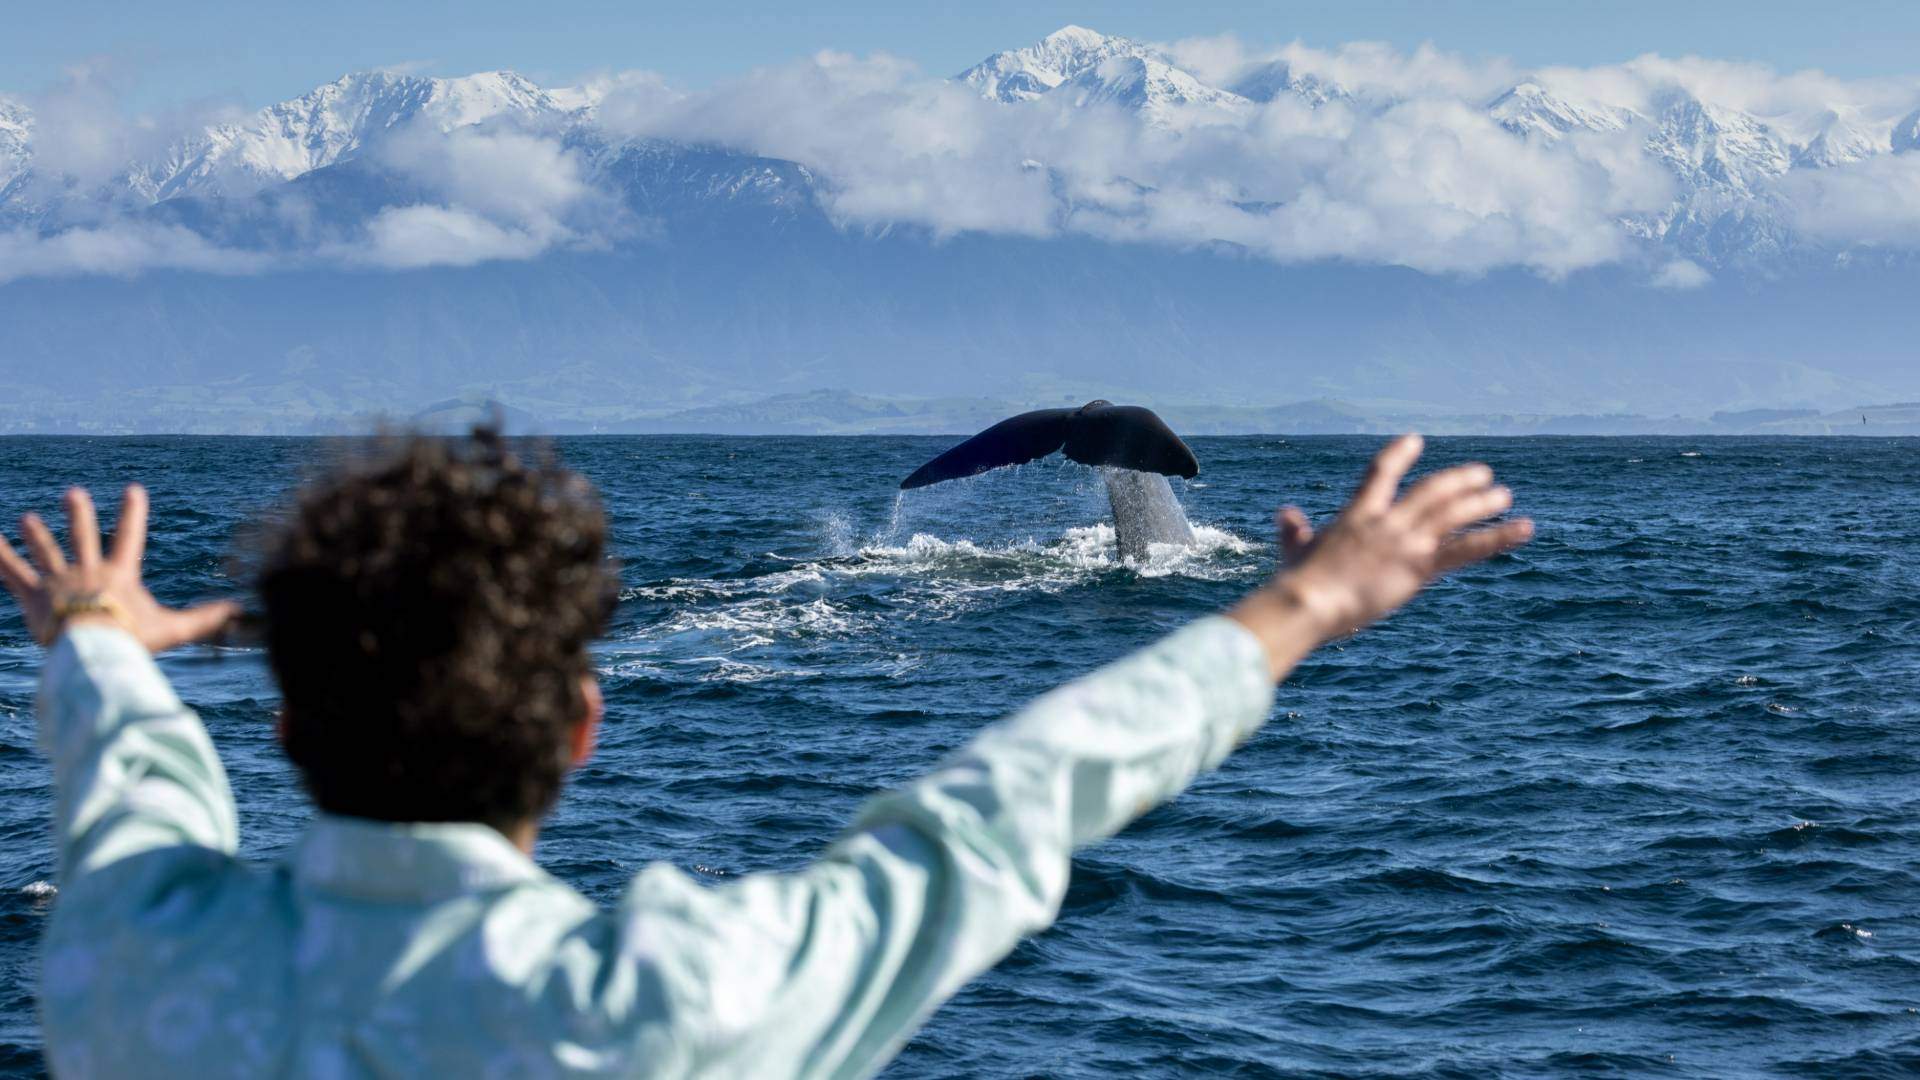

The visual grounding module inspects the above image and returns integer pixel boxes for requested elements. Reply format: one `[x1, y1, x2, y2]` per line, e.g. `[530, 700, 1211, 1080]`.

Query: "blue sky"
[10, 0, 1920, 108]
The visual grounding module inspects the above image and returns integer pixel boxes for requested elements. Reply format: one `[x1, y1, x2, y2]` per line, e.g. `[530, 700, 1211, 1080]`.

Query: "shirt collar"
[289, 814, 548, 903]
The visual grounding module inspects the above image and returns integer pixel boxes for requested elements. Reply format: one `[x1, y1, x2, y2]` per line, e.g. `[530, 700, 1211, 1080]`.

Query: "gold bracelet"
[42, 593, 136, 646]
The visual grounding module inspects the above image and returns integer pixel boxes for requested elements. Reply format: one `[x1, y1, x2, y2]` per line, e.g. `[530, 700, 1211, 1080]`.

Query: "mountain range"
[2, 26, 1918, 433]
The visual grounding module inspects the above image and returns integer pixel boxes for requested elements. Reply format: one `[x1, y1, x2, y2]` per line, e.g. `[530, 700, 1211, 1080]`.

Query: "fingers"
[1433, 519, 1534, 575]
[1353, 434, 1423, 514]
[1397, 462, 1493, 525]
[19, 513, 66, 574]
[110, 484, 149, 569]
[64, 487, 102, 568]
[158, 601, 242, 651]
[1276, 506, 1314, 565]
[0, 533, 39, 595]
[1427, 484, 1513, 538]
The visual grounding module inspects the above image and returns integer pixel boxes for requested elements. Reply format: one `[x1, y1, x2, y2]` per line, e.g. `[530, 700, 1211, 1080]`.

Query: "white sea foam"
[853, 522, 1253, 580]
[21, 880, 55, 900]
[651, 596, 861, 648]
[698, 657, 822, 683]
[612, 513, 1263, 678]
[622, 567, 826, 604]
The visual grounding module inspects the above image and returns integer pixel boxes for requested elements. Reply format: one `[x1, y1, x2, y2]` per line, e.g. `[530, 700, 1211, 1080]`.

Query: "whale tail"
[899, 401, 1197, 489]
[899, 400, 1199, 562]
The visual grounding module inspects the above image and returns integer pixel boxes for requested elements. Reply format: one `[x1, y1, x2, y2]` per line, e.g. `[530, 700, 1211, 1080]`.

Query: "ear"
[569, 675, 602, 769]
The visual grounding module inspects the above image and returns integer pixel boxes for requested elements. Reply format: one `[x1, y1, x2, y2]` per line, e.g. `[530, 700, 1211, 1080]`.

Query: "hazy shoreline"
[4, 391, 1917, 438]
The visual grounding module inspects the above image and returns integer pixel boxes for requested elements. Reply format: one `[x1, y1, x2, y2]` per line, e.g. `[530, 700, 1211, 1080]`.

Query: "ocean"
[1, 435, 1917, 1077]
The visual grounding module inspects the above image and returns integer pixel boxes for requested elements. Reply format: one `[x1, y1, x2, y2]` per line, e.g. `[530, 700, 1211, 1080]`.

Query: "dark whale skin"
[899, 401, 1198, 489]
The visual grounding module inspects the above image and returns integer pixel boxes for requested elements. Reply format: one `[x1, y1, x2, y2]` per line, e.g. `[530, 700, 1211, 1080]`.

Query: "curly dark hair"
[257, 427, 617, 828]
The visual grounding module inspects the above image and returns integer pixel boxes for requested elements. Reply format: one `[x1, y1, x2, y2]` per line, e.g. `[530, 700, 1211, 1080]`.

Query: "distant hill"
[612, 391, 1920, 437]
[7, 386, 1919, 439]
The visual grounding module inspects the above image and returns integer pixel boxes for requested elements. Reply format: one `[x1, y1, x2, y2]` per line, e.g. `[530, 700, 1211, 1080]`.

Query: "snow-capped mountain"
[4, 24, 1920, 271]
[956, 26, 1323, 120]
[1053, 55, 1249, 125]
[590, 137, 818, 223]
[0, 97, 30, 201]
[1227, 60, 1351, 108]
[1488, 77, 1893, 182]
[949, 28, 1915, 263]
[1644, 91, 1793, 198]
[1487, 82, 1637, 140]
[1481, 76, 1895, 261]
[124, 69, 579, 202]
[956, 24, 1157, 103]
[1791, 110, 1883, 168]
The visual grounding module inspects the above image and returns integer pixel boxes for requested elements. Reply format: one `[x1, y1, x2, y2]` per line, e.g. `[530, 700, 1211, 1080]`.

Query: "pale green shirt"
[36, 617, 1274, 1078]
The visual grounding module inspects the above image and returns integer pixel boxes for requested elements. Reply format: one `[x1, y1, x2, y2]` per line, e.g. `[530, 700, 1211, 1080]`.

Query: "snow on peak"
[956, 25, 1249, 125]
[1644, 89, 1791, 196]
[419, 70, 557, 127]
[1487, 81, 1636, 140]
[956, 25, 1161, 103]
[1791, 110, 1882, 169]
[129, 68, 575, 202]
[0, 97, 35, 208]
[1041, 25, 1110, 49]
[0, 97, 31, 160]
[1057, 55, 1250, 125]
[6, 30, 1919, 272]
[0, 96, 29, 135]
[1228, 60, 1351, 108]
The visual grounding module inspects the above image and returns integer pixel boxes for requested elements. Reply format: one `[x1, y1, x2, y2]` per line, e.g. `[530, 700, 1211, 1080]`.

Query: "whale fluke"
[899, 400, 1200, 562]
[899, 401, 1197, 489]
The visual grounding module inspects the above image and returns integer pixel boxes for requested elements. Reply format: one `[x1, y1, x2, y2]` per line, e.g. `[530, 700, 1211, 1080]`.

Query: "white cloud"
[602, 50, 1062, 238]
[350, 204, 554, 269]
[0, 221, 268, 283]
[15, 58, 244, 195]
[600, 49, 1674, 275]
[346, 123, 629, 267]
[1164, 36, 1519, 104]
[380, 125, 589, 223]
[372, 59, 441, 77]
[1777, 152, 1920, 247]
[1650, 258, 1712, 289]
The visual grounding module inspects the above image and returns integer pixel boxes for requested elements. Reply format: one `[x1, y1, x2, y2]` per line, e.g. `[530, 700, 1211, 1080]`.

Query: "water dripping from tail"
[1102, 468, 1195, 563]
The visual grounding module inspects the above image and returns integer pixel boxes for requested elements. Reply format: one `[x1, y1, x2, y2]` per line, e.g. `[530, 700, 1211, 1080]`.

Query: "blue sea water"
[1, 435, 1918, 1077]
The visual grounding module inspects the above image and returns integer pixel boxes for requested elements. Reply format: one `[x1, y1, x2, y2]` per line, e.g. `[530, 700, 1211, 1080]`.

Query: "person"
[1, 429, 1530, 1078]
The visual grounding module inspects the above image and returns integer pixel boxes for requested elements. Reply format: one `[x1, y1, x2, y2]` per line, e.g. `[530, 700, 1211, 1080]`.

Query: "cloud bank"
[5, 30, 1920, 285]
[346, 126, 622, 269]
[595, 48, 1672, 276]
[0, 221, 267, 284]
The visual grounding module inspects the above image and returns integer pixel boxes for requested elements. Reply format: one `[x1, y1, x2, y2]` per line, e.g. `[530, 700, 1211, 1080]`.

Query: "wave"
[607, 519, 1263, 681]
[852, 522, 1255, 581]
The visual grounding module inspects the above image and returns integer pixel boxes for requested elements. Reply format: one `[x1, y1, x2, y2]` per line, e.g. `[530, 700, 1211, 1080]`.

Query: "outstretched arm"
[1, 486, 240, 879]
[607, 435, 1532, 1078]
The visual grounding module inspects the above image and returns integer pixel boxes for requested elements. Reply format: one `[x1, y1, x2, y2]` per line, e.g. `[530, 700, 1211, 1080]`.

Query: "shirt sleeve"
[35, 626, 239, 882]
[613, 614, 1276, 1079]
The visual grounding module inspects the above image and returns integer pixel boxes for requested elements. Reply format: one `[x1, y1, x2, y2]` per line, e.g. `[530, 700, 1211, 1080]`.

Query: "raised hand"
[0, 485, 238, 653]
[1232, 435, 1533, 678]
